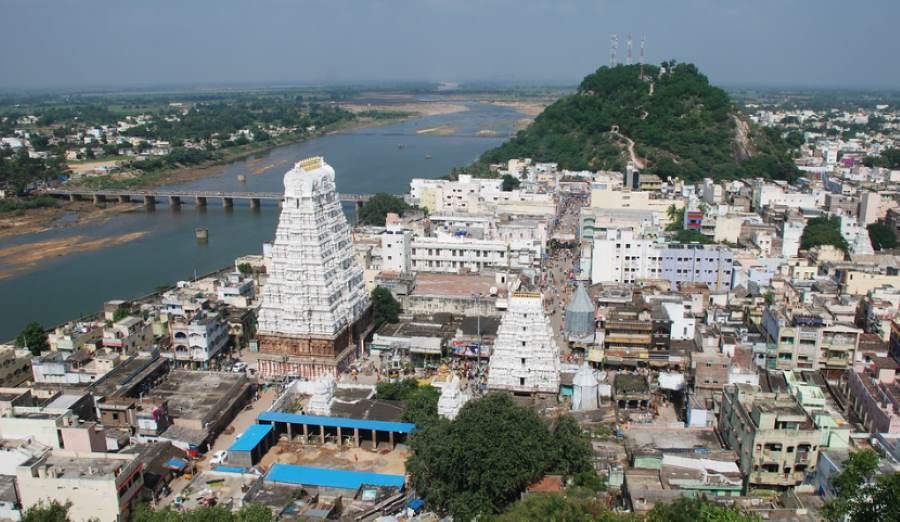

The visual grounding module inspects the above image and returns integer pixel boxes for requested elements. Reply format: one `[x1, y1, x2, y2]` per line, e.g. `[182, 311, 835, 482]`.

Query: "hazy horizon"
[1, 0, 898, 91]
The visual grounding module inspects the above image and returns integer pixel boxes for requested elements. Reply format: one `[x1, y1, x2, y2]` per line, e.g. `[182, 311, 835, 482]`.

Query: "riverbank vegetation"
[0, 88, 414, 193]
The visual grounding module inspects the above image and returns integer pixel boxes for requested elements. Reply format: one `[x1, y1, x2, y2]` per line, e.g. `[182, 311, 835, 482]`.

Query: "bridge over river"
[42, 189, 374, 209]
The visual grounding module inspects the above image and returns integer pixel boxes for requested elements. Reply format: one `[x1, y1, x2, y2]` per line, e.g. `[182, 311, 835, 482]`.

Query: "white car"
[210, 450, 228, 465]
[232, 362, 248, 373]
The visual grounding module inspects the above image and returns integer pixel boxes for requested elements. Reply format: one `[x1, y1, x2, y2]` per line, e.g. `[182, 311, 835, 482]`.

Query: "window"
[520, 378, 525, 386]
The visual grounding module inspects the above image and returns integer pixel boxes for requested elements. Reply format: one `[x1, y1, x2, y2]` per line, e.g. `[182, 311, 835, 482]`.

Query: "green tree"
[15, 322, 48, 355]
[800, 216, 849, 254]
[501, 174, 521, 191]
[112, 307, 130, 322]
[357, 193, 411, 226]
[408, 393, 555, 520]
[237, 262, 253, 275]
[371, 286, 400, 329]
[822, 449, 900, 522]
[21, 501, 72, 522]
[401, 384, 440, 426]
[548, 415, 592, 475]
[645, 496, 760, 522]
[867, 221, 897, 251]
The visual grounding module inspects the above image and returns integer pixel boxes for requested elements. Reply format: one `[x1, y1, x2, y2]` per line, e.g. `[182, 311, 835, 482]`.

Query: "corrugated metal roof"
[566, 283, 595, 314]
[258, 411, 415, 434]
[266, 464, 405, 490]
[228, 423, 273, 452]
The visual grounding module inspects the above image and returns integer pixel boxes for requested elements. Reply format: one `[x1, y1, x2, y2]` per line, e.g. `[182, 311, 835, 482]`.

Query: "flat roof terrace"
[146, 370, 248, 422]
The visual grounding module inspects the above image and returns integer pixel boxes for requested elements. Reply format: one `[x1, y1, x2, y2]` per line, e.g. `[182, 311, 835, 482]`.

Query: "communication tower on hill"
[610, 34, 618, 67]
[626, 33, 633, 65]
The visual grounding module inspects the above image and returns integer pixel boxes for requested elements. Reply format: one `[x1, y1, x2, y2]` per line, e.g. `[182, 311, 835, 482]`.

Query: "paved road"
[544, 194, 583, 358]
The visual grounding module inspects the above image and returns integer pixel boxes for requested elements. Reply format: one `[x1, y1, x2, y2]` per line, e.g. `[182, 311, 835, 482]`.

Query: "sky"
[1, 0, 898, 90]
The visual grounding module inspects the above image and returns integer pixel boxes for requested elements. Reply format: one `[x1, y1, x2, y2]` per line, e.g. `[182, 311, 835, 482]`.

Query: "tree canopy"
[501, 174, 521, 191]
[800, 216, 848, 254]
[357, 193, 413, 226]
[371, 286, 401, 329]
[15, 321, 48, 355]
[375, 377, 440, 426]
[407, 393, 593, 520]
[867, 221, 897, 251]
[822, 449, 900, 522]
[473, 62, 798, 183]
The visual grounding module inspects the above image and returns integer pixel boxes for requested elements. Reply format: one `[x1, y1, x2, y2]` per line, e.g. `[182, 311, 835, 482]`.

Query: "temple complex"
[487, 292, 560, 397]
[256, 156, 372, 379]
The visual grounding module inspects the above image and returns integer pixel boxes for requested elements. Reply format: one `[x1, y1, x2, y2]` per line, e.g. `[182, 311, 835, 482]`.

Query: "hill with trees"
[473, 62, 799, 182]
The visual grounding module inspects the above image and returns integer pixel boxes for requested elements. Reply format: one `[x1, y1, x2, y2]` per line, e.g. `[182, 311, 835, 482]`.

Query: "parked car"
[233, 362, 248, 373]
[211, 450, 228, 465]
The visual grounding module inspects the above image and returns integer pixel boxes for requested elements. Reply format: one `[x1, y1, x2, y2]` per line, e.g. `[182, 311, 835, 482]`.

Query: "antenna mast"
[610, 34, 618, 67]
[626, 33, 633, 65]
[639, 33, 646, 79]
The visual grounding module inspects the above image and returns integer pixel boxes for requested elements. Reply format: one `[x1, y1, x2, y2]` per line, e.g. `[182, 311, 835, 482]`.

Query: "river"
[0, 102, 521, 341]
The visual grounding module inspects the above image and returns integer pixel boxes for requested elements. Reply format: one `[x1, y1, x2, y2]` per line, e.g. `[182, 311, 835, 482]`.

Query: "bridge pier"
[195, 196, 207, 208]
[68, 194, 79, 202]
[223, 197, 234, 209]
[118, 195, 131, 203]
[93, 194, 106, 205]
[144, 195, 156, 209]
[250, 198, 260, 210]
[355, 200, 365, 214]
[169, 196, 181, 208]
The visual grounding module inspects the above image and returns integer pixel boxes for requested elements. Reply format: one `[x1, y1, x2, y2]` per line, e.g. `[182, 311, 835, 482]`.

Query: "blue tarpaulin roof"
[229, 423, 273, 452]
[258, 411, 416, 434]
[215, 466, 249, 473]
[266, 464, 405, 490]
[164, 458, 187, 470]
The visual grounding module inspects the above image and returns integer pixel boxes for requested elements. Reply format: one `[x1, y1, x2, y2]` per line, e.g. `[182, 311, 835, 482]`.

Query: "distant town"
[0, 75, 899, 522]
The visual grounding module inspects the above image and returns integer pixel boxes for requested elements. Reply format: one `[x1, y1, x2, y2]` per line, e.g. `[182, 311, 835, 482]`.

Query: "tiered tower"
[488, 292, 560, 396]
[256, 156, 371, 379]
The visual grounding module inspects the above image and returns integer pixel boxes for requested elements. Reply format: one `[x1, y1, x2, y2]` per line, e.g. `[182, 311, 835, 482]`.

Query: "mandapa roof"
[266, 464, 405, 490]
[229, 423, 273, 452]
[566, 283, 595, 314]
[258, 411, 416, 434]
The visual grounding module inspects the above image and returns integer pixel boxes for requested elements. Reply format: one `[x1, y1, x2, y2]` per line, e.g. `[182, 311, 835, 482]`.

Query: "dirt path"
[610, 127, 646, 169]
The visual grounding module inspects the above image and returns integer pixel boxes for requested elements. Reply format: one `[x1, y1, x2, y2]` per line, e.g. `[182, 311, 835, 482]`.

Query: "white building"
[590, 228, 661, 284]
[781, 219, 805, 257]
[437, 375, 470, 420]
[16, 450, 144, 522]
[169, 310, 229, 368]
[488, 292, 560, 396]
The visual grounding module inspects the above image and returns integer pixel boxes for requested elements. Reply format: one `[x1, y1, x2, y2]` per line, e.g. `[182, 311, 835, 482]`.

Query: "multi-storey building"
[719, 384, 827, 491]
[0, 345, 32, 387]
[256, 157, 371, 379]
[590, 228, 734, 291]
[168, 310, 229, 369]
[844, 357, 900, 434]
[16, 450, 144, 522]
[101, 316, 153, 354]
[761, 307, 860, 375]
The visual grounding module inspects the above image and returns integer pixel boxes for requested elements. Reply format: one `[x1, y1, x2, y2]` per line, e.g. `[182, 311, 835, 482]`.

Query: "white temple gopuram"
[256, 156, 371, 379]
[487, 291, 561, 397]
